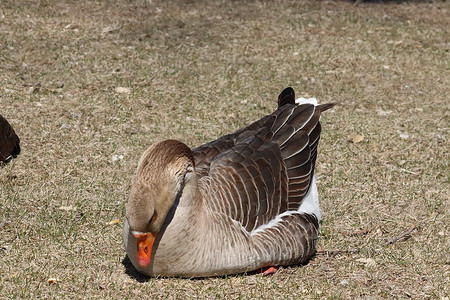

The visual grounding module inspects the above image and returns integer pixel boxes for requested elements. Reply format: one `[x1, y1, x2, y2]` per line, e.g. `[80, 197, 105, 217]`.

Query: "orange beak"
[134, 232, 157, 267]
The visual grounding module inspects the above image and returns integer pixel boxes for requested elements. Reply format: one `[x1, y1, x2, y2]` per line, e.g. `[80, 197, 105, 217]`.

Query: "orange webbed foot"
[262, 266, 279, 276]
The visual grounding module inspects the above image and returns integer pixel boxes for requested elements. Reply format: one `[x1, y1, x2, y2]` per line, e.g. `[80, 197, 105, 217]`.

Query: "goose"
[123, 87, 335, 277]
[0, 114, 20, 164]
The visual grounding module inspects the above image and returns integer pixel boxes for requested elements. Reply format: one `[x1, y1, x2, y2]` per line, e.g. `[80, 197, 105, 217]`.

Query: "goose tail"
[297, 174, 321, 221]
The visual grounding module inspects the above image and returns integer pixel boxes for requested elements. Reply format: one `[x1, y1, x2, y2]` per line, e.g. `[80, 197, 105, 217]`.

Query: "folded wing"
[194, 88, 334, 232]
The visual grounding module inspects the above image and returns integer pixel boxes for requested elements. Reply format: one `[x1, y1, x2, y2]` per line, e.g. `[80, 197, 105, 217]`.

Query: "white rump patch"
[298, 174, 321, 221]
[295, 97, 318, 106]
[250, 174, 321, 235]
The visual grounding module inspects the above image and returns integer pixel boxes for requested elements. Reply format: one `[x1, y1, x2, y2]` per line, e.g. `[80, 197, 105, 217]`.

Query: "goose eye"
[183, 166, 193, 181]
[149, 214, 156, 224]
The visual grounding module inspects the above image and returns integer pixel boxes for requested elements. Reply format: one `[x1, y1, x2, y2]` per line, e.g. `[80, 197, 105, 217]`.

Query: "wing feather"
[195, 89, 334, 233]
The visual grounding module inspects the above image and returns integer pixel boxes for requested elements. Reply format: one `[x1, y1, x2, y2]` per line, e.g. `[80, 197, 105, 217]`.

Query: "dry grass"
[0, 0, 448, 298]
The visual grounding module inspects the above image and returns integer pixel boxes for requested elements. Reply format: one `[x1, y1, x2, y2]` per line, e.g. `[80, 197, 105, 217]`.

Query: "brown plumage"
[0, 114, 20, 164]
[123, 87, 335, 277]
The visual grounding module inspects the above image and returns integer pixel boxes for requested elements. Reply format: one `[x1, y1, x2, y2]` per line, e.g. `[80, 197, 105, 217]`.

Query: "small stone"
[316, 262, 332, 272]
[112, 154, 124, 162]
[376, 108, 392, 116]
[348, 134, 364, 143]
[58, 205, 76, 212]
[340, 279, 349, 286]
[356, 257, 376, 267]
[115, 87, 131, 94]
[399, 133, 409, 140]
[48, 278, 59, 284]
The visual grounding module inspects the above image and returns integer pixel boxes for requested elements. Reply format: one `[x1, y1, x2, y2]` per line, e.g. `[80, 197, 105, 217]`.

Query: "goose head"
[126, 139, 195, 267]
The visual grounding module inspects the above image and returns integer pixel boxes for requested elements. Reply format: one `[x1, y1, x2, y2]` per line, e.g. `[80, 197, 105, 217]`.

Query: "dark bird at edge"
[0, 114, 20, 164]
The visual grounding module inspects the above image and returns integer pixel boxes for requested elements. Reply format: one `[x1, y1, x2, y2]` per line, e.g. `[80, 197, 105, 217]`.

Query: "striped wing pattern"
[193, 88, 332, 234]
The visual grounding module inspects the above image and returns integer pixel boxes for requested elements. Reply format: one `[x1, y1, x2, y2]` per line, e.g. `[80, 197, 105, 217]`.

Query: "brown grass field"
[0, 0, 448, 298]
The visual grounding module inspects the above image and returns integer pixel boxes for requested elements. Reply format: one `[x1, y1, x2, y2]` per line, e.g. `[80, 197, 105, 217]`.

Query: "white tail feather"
[295, 97, 318, 106]
[298, 175, 321, 221]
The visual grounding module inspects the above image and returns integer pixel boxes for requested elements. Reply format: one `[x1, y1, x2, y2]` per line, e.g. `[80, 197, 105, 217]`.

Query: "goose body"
[123, 87, 334, 277]
[0, 114, 20, 164]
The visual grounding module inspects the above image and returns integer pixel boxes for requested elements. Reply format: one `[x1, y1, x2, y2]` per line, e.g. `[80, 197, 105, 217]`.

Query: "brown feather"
[277, 87, 295, 107]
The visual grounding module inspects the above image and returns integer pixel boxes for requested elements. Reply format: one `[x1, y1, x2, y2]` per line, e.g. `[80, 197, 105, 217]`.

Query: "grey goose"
[123, 87, 335, 277]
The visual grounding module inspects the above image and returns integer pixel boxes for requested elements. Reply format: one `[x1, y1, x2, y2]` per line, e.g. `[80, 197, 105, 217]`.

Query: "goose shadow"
[122, 255, 151, 283]
[122, 253, 315, 281]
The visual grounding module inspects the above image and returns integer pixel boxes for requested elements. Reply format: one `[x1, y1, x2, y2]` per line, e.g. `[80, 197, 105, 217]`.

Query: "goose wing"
[192, 87, 298, 177]
[192, 114, 275, 177]
[196, 88, 334, 232]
